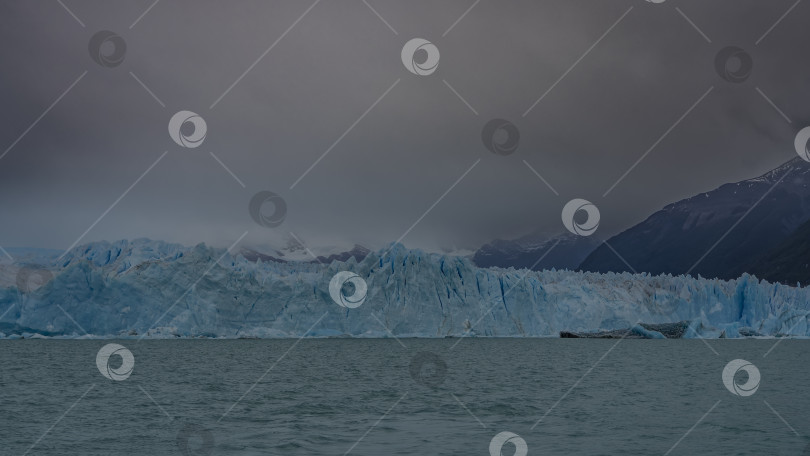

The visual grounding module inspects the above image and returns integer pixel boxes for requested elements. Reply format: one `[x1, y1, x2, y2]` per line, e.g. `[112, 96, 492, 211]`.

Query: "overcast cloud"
[1, 0, 808, 252]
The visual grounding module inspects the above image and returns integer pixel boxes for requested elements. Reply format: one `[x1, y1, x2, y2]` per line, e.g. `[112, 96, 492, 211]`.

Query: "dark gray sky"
[1, 0, 809, 252]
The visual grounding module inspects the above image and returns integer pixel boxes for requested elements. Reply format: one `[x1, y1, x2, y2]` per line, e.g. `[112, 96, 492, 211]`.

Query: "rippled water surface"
[1, 339, 808, 455]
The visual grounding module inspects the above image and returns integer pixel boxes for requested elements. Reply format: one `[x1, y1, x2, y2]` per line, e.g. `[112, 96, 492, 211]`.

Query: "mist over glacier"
[1, 239, 808, 339]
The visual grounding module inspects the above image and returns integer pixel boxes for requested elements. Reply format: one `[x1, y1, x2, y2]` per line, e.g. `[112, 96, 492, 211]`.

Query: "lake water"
[1, 339, 808, 455]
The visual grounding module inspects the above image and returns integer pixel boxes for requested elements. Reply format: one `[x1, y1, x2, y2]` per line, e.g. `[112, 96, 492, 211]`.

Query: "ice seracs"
[1, 239, 808, 339]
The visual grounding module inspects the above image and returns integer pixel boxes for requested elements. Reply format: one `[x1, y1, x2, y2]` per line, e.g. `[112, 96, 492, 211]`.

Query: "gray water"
[1, 339, 808, 455]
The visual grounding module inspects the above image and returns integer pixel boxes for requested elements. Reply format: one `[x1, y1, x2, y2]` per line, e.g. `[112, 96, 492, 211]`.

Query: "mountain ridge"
[579, 157, 810, 280]
[473, 231, 599, 272]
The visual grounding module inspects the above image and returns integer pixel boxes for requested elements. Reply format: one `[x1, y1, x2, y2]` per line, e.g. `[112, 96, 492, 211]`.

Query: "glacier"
[0, 239, 808, 339]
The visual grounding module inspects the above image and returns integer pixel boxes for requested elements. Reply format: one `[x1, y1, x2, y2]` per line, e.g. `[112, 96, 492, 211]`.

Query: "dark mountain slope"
[580, 158, 810, 280]
[749, 218, 810, 286]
